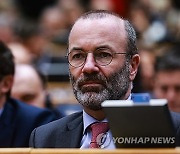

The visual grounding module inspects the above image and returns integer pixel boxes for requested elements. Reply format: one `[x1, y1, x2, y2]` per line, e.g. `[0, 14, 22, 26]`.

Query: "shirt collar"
[82, 110, 107, 134]
[82, 94, 132, 134]
[128, 94, 132, 100]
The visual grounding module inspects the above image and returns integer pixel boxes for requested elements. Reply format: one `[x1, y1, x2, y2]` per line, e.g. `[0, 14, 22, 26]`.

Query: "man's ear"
[129, 54, 140, 81]
[0, 75, 14, 94]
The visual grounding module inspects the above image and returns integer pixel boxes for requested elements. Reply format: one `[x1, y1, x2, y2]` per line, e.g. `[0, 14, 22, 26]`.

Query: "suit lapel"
[55, 112, 83, 148]
[68, 117, 83, 147]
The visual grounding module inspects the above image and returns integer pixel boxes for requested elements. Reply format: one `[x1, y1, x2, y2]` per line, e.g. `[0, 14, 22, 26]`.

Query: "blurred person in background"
[89, 0, 130, 18]
[0, 13, 16, 44]
[12, 20, 50, 63]
[8, 19, 53, 75]
[40, 7, 68, 42]
[132, 47, 156, 93]
[153, 44, 180, 112]
[39, 6, 70, 57]
[8, 42, 32, 64]
[11, 63, 78, 118]
[129, 0, 173, 47]
[0, 40, 55, 147]
[11, 64, 53, 109]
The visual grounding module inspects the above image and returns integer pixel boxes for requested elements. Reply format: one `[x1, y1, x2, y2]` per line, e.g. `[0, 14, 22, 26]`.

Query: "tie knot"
[89, 122, 109, 148]
[90, 122, 109, 134]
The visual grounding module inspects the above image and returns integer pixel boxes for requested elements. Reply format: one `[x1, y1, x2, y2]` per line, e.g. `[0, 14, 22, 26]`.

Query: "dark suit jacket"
[0, 98, 55, 147]
[29, 110, 180, 148]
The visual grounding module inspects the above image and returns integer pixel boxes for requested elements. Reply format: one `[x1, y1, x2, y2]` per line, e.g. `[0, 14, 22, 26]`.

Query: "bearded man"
[29, 10, 180, 149]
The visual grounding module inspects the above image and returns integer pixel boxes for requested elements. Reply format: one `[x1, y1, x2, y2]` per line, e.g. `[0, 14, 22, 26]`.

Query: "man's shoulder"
[170, 111, 180, 129]
[6, 98, 56, 124]
[7, 98, 52, 115]
[170, 111, 180, 146]
[29, 111, 83, 148]
[34, 111, 83, 132]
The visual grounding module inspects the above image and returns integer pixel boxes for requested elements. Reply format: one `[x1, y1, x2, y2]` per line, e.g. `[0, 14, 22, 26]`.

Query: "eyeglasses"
[66, 48, 127, 67]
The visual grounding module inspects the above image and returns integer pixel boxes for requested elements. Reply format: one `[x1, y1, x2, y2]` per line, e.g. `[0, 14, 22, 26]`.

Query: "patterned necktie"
[89, 122, 109, 148]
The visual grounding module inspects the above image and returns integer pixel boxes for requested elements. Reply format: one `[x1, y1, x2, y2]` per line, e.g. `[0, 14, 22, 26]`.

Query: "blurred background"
[0, 0, 179, 108]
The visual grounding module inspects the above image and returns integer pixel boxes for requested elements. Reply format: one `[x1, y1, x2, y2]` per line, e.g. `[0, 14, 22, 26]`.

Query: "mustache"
[75, 73, 108, 88]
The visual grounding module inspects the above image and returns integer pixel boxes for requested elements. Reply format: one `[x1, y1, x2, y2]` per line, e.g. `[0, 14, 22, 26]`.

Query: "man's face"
[154, 70, 180, 112]
[68, 17, 134, 110]
[70, 60, 130, 110]
[11, 66, 46, 108]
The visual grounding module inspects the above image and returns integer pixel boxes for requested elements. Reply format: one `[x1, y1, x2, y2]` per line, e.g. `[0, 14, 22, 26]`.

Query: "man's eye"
[161, 86, 168, 93]
[21, 94, 35, 102]
[72, 53, 85, 60]
[175, 86, 180, 93]
[97, 52, 112, 58]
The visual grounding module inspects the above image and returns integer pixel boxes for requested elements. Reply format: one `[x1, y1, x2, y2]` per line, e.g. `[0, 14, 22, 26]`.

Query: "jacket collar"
[55, 112, 83, 148]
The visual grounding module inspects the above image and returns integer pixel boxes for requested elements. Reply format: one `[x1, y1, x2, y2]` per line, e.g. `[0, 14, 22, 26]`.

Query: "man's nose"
[82, 53, 99, 74]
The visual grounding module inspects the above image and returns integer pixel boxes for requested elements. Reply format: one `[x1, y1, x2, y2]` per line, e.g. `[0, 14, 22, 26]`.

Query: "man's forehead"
[73, 15, 124, 29]
[69, 15, 126, 41]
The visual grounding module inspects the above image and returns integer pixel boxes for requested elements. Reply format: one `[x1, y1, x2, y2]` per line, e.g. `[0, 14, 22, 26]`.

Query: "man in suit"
[0, 40, 56, 147]
[11, 64, 49, 109]
[153, 45, 180, 112]
[29, 10, 180, 148]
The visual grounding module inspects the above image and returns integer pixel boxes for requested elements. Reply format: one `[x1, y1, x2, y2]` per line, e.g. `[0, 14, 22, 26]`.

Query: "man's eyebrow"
[69, 45, 113, 52]
[96, 45, 110, 49]
[70, 47, 84, 52]
[95, 45, 114, 52]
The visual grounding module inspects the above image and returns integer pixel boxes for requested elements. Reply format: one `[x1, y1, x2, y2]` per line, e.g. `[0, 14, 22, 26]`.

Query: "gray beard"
[69, 60, 130, 111]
